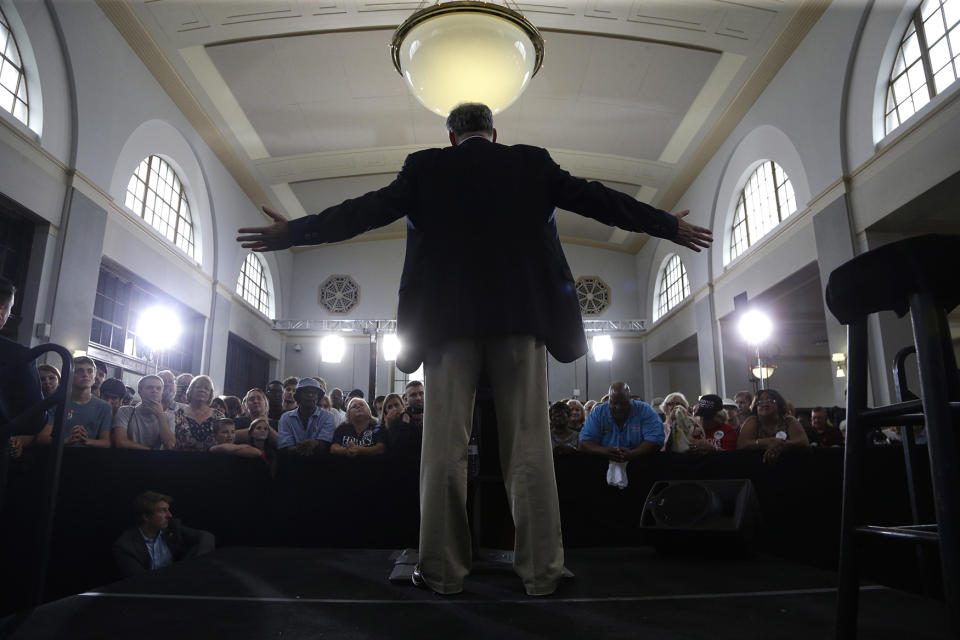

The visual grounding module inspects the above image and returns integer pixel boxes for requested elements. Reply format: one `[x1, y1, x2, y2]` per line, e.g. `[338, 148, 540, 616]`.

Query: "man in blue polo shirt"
[277, 378, 336, 455]
[579, 381, 664, 461]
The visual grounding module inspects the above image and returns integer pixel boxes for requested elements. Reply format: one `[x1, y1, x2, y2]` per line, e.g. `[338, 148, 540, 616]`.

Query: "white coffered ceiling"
[103, 0, 829, 253]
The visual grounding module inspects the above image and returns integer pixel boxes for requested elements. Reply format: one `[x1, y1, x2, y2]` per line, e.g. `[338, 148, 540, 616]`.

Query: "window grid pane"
[236, 252, 271, 317]
[726, 161, 796, 265]
[655, 254, 690, 321]
[124, 155, 197, 260]
[885, 1, 960, 135]
[0, 8, 28, 127]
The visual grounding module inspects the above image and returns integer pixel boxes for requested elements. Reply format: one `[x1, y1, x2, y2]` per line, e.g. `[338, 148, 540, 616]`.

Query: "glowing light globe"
[390, 2, 544, 116]
[137, 306, 182, 352]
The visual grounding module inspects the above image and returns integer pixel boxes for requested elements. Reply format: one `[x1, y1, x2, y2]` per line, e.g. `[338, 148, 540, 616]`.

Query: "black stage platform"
[0, 546, 948, 639]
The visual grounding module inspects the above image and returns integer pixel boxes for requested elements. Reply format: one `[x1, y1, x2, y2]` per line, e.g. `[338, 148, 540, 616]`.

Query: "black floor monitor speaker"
[640, 479, 760, 554]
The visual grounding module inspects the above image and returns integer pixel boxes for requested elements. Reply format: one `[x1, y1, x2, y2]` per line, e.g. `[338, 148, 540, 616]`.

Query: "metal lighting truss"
[273, 319, 646, 334]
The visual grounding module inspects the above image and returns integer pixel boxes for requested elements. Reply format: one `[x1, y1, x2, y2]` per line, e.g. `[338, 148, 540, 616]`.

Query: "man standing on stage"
[237, 103, 712, 595]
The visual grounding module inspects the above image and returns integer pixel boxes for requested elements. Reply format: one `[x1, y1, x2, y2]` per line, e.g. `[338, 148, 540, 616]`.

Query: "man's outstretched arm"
[237, 159, 415, 252]
[546, 152, 712, 252]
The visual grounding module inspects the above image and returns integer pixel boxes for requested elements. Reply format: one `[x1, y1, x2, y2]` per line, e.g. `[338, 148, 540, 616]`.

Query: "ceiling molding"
[656, 0, 832, 212]
[257, 145, 673, 188]
[96, 0, 276, 214]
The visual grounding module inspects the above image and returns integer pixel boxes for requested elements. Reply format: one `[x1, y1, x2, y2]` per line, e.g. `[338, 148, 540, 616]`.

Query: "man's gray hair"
[446, 103, 494, 137]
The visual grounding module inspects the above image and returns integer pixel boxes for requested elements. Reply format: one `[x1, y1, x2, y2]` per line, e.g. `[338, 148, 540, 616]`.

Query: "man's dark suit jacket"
[113, 518, 215, 577]
[0, 336, 43, 434]
[286, 138, 679, 373]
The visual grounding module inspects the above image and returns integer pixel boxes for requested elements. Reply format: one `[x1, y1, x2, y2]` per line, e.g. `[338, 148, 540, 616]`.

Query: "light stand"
[739, 309, 773, 390]
[137, 307, 181, 373]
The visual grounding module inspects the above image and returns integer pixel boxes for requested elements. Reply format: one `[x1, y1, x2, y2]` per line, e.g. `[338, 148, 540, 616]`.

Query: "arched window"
[654, 254, 690, 321]
[884, 0, 960, 135]
[124, 155, 197, 260]
[236, 252, 271, 317]
[728, 161, 796, 262]
[0, 7, 29, 126]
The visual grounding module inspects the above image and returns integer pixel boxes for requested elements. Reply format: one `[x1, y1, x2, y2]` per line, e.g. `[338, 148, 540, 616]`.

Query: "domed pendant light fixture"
[390, 1, 544, 116]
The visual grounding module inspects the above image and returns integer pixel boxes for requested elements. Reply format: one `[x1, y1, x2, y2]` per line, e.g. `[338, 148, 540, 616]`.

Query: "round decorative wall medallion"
[319, 275, 359, 314]
[575, 276, 610, 315]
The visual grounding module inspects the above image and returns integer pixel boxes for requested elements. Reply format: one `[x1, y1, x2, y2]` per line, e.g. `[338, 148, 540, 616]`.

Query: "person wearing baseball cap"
[691, 394, 738, 452]
[277, 378, 336, 456]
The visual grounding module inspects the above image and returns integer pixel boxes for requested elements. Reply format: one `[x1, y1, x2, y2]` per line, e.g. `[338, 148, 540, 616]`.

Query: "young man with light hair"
[113, 374, 176, 450]
[36, 356, 112, 448]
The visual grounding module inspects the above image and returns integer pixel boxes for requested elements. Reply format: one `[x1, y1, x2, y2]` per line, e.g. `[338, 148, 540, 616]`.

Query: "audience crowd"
[9, 350, 885, 470]
[0, 279, 895, 584]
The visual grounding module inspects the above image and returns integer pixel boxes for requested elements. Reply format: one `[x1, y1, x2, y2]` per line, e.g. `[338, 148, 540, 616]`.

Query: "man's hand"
[66, 425, 88, 445]
[236, 206, 292, 252]
[671, 210, 712, 252]
[295, 439, 319, 456]
[140, 399, 165, 417]
[9, 437, 23, 459]
[604, 446, 626, 463]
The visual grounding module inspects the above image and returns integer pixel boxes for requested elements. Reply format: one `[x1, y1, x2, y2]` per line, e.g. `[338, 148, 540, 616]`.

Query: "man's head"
[811, 406, 831, 432]
[214, 418, 237, 444]
[175, 373, 193, 401]
[266, 380, 284, 407]
[329, 387, 344, 410]
[138, 375, 164, 404]
[99, 378, 127, 412]
[607, 382, 632, 423]
[157, 370, 176, 404]
[404, 380, 424, 412]
[135, 490, 173, 530]
[282, 377, 299, 404]
[0, 276, 15, 329]
[92, 360, 107, 394]
[347, 388, 364, 402]
[692, 394, 723, 426]
[446, 103, 496, 146]
[38, 364, 61, 397]
[734, 391, 754, 416]
[72, 356, 97, 392]
[549, 401, 571, 429]
[294, 378, 323, 413]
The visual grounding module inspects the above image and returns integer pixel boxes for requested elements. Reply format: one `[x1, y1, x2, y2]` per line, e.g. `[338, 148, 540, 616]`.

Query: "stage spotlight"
[592, 335, 613, 362]
[383, 334, 402, 361]
[738, 309, 772, 345]
[137, 306, 182, 352]
[321, 335, 346, 363]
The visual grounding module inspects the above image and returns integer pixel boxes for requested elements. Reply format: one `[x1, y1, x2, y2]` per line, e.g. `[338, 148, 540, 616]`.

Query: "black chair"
[0, 343, 73, 608]
[825, 234, 960, 639]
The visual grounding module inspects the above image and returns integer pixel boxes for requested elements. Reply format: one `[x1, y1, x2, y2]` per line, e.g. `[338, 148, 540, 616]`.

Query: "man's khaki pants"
[418, 335, 564, 595]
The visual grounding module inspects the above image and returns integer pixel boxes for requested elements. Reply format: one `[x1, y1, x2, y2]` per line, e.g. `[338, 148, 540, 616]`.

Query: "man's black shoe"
[411, 565, 427, 589]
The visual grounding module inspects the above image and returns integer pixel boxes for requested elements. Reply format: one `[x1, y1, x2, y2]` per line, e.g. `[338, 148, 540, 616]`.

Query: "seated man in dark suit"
[113, 491, 215, 577]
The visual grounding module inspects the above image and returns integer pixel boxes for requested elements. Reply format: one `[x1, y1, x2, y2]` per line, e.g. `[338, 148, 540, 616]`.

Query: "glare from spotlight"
[592, 335, 613, 362]
[738, 310, 772, 345]
[383, 334, 402, 361]
[137, 306, 182, 351]
[321, 335, 346, 363]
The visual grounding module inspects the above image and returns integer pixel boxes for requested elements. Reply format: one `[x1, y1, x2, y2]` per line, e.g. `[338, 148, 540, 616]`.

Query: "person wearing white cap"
[277, 378, 336, 456]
